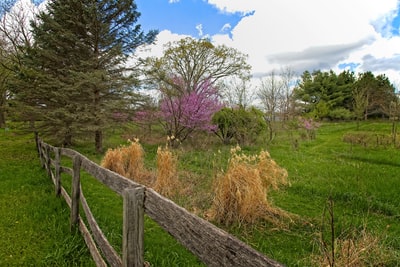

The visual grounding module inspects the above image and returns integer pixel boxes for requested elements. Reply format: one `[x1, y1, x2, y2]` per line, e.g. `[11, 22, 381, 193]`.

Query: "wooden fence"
[35, 137, 284, 267]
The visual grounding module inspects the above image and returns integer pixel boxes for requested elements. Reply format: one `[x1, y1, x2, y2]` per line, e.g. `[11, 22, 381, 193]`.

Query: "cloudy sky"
[135, 0, 400, 86]
[9, 0, 400, 87]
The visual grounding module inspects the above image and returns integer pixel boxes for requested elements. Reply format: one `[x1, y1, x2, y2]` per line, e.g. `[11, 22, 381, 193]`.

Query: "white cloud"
[135, 30, 190, 59]
[220, 23, 231, 32]
[207, 0, 399, 81]
[134, 0, 400, 85]
[196, 23, 203, 37]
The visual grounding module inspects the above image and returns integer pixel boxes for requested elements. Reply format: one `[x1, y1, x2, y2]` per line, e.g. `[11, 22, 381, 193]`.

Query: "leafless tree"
[258, 70, 284, 122]
[280, 66, 298, 121]
[0, 0, 39, 127]
[220, 76, 255, 109]
[0, 0, 37, 62]
[257, 71, 284, 142]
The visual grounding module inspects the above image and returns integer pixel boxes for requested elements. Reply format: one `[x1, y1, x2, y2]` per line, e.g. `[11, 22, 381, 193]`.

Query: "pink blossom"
[160, 79, 223, 136]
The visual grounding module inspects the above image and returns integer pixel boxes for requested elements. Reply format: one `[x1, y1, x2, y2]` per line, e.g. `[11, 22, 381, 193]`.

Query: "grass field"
[1, 120, 400, 266]
[0, 129, 94, 266]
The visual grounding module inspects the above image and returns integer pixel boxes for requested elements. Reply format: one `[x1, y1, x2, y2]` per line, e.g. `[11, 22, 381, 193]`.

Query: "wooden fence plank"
[80, 189, 122, 267]
[45, 145, 52, 177]
[54, 147, 61, 196]
[37, 139, 45, 168]
[60, 166, 73, 176]
[80, 156, 141, 195]
[78, 217, 108, 267]
[71, 155, 81, 228]
[144, 188, 284, 267]
[123, 187, 144, 267]
[61, 147, 79, 158]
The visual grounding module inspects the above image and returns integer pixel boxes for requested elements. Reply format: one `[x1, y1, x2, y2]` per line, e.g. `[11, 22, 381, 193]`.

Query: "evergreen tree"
[13, 0, 157, 151]
[293, 70, 355, 119]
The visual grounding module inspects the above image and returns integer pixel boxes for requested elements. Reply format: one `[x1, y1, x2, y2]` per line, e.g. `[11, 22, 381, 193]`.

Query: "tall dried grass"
[101, 147, 126, 176]
[101, 139, 151, 185]
[123, 140, 145, 180]
[313, 228, 392, 266]
[209, 145, 290, 226]
[153, 145, 180, 197]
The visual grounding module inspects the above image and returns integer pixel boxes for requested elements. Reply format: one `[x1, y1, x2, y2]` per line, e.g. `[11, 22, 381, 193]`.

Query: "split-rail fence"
[35, 136, 284, 267]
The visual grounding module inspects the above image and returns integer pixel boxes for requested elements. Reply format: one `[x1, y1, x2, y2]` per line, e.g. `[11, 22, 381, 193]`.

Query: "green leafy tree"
[353, 72, 396, 121]
[293, 70, 355, 119]
[12, 0, 157, 151]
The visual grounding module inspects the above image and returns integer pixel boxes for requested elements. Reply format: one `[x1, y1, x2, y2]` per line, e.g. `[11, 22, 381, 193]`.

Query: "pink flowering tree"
[299, 117, 320, 140]
[159, 78, 223, 146]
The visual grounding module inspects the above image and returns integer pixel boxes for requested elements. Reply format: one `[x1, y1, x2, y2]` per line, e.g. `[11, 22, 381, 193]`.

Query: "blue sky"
[136, 0, 248, 38]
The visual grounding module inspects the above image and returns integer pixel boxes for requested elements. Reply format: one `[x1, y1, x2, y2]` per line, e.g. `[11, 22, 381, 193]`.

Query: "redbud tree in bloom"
[160, 77, 223, 146]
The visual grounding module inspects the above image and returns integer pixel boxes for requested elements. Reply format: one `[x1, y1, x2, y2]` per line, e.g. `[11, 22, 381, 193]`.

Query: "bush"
[212, 107, 267, 145]
[329, 108, 354, 120]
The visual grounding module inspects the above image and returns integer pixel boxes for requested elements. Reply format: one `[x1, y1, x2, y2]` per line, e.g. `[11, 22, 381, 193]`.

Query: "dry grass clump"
[123, 139, 145, 180]
[313, 227, 393, 266]
[101, 139, 151, 185]
[101, 147, 125, 176]
[153, 145, 180, 198]
[209, 145, 290, 226]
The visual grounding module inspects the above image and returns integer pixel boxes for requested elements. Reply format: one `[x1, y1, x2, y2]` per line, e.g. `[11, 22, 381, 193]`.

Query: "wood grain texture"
[123, 187, 144, 267]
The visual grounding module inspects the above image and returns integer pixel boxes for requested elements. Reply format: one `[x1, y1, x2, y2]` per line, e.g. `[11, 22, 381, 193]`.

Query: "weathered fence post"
[34, 132, 41, 162]
[71, 155, 82, 229]
[37, 139, 45, 168]
[54, 147, 61, 196]
[45, 145, 52, 177]
[123, 187, 144, 267]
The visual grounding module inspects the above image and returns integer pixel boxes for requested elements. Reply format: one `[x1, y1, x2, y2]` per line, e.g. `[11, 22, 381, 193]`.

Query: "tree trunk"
[392, 120, 397, 146]
[95, 129, 103, 153]
[0, 109, 5, 128]
[63, 134, 73, 147]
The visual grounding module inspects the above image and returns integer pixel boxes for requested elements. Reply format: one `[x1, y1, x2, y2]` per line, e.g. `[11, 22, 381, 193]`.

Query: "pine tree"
[14, 0, 157, 151]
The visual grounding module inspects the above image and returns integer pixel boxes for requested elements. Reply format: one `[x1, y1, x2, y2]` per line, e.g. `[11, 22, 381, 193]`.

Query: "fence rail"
[35, 136, 284, 267]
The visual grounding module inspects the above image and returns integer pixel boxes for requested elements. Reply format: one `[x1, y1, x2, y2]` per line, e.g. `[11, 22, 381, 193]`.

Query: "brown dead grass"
[101, 147, 126, 176]
[101, 139, 153, 186]
[313, 227, 392, 266]
[153, 145, 180, 198]
[209, 145, 291, 226]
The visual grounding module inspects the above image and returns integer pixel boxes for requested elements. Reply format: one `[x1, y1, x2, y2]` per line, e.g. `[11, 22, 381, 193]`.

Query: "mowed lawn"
[0, 130, 94, 266]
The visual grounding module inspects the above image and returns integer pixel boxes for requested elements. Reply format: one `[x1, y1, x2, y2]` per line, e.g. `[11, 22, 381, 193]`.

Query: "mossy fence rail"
[36, 137, 284, 267]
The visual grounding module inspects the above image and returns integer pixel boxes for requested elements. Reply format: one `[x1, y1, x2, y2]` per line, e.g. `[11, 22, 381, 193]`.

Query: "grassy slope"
[265, 121, 400, 265]
[0, 130, 94, 266]
[91, 121, 400, 266]
[2, 121, 399, 266]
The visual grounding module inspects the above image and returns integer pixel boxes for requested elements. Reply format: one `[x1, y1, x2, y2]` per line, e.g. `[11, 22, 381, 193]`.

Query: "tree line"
[294, 69, 398, 121]
[1, 0, 399, 151]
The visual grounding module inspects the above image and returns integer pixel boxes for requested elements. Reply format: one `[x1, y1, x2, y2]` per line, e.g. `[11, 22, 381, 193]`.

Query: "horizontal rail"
[36, 137, 284, 267]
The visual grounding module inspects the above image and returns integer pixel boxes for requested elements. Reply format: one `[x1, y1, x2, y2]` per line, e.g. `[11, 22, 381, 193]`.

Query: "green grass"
[0, 129, 94, 266]
[2, 120, 400, 266]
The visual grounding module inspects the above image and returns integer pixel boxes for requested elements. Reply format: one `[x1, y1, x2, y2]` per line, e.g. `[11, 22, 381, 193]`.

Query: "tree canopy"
[144, 37, 251, 93]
